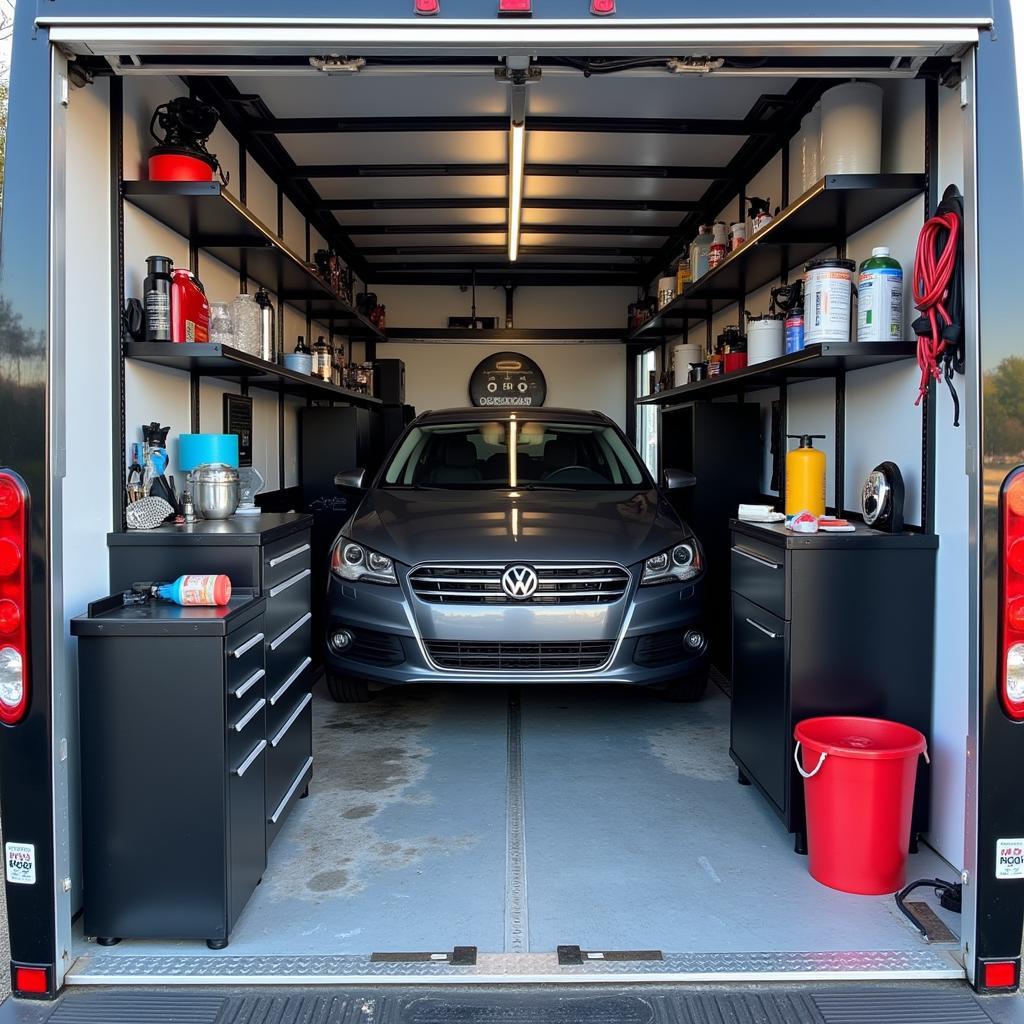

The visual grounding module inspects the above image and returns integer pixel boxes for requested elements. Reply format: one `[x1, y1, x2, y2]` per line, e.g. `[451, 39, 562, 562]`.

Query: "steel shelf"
[626, 174, 926, 342]
[123, 342, 382, 407]
[121, 181, 385, 340]
[385, 328, 624, 342]
[636, 342, 918, 404]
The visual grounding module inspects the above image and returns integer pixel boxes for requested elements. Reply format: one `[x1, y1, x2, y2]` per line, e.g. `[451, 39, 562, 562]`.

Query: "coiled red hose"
[912, 210, 961, 406]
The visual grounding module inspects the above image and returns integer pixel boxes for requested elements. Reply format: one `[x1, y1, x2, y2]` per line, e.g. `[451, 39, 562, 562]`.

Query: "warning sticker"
[996, 838, 1024, 879]
[5, 842, 35, 885]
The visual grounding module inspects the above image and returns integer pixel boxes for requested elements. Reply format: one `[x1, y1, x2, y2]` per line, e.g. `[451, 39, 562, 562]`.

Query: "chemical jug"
[785, 434, 826, 516]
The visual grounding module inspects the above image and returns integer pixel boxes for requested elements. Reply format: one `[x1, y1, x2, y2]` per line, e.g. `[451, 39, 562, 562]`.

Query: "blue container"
[785, 313, 805, 354]
[178, 433, 239, 471]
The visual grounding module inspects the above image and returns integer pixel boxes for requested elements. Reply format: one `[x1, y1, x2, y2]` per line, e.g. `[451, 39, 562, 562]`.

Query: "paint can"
[785, 312, 805, 354]
[747, 314, 785, 364]
[820, 82, 883, 175]
[803, 258, 856, 345]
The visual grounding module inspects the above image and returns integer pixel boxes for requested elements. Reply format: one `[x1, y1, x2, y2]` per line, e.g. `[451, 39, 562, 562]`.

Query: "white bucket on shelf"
[820, 82, 883, 175]
[800, 103, 822, 192]
[671, 343, 704, 387]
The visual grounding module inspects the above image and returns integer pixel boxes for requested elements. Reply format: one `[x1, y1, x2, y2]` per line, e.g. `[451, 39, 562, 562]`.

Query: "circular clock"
[468, 351, 547, 408]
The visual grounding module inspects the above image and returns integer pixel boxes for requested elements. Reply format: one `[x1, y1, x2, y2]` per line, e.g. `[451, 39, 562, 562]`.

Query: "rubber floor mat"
[45, 992, 227, 1023]
[813, 990, 996, 1023]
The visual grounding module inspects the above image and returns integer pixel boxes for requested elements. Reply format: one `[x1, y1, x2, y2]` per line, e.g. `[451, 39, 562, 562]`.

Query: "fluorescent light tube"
[508, 123, 525, 262]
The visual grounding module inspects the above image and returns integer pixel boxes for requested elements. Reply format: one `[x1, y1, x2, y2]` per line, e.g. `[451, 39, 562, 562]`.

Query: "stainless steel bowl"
[191, 463, 240, 520]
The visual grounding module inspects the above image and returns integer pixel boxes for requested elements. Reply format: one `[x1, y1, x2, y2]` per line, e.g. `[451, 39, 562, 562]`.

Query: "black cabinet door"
[730, 594, 789, 813]
[227, 736, 268, 932]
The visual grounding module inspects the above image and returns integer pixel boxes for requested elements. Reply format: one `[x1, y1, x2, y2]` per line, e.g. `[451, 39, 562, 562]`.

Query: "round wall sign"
[469, 352, 547, 408]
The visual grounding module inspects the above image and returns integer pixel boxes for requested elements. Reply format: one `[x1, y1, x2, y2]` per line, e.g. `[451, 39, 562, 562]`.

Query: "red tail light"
[414, 0, 440, 15]
[1000, 468, 1024, 720]
[13, 965, 48, 996]
[590, 0, 615, 14]
[498, 0, 532, 15]
[0, 471, 29, 725]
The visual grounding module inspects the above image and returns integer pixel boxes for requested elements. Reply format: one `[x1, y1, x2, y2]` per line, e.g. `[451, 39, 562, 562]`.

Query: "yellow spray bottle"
[785, 434, 826, 517]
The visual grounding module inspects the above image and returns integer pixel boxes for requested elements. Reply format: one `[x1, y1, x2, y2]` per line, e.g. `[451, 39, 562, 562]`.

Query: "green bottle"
[857, 246, 903, 342]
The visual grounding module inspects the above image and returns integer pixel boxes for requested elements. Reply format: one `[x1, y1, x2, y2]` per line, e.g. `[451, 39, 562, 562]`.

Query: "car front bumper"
[323, 569, 707, 687]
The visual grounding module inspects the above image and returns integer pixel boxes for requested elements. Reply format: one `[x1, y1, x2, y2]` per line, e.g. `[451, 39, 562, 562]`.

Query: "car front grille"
[425, 640, 616, 672]
[408, 564, 630, 605]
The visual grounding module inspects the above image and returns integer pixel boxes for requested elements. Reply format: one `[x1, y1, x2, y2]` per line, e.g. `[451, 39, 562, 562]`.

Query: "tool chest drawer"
[267, 692, 313, 813]
[225, 625, 266, 692]
[730, 536, 787, 620]
[268, 611, 312, 681]
[268, 655, 313, 732]
[263, 534, 312, 591]
[265, 567, 312, 637]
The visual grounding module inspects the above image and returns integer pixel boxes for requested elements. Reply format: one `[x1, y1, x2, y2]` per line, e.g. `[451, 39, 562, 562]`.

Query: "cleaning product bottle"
[785, 434, 827, 517]
[154, 574, 232, 606]
[689, 225, 712, 281]
[857, 246, 904, 342]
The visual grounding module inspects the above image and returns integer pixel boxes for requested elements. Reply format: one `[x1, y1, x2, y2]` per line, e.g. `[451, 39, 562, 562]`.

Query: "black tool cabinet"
[728, 520, 938, 850]
[108, 513, 315, 847]
[71, 594, 269, 947]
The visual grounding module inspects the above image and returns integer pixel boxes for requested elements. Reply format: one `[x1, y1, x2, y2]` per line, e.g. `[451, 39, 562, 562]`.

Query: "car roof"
[414, 407, 614, 425]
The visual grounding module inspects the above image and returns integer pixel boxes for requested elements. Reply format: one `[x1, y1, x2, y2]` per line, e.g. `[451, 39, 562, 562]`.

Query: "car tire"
[326, 674, 373, 703]
[660, 673, 708, 703]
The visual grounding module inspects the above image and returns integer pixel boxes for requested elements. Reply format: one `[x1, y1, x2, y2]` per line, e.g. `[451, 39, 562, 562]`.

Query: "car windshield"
[382, 419, 650, 490]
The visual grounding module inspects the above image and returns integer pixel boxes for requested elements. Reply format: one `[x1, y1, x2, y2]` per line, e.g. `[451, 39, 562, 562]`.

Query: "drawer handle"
[745, 617, 780, 640]
[269, 568, 312, 599]
[268, 543, 311, 568]
[268, 756, 314, 825]
[234, 739, 267, 778]
[233, 697, 266, 733]
[270, 656, 312, 706]
[229, 632, 264, 659]
[271, 692, 313, 748]
[270, 612, 312, 651]
[232, 668, 265, 700]
[732, 546, 781, 571]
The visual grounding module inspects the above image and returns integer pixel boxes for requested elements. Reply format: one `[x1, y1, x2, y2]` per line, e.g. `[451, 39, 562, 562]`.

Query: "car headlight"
[641, 541, 702, 584]
[330, 539, 398, 585]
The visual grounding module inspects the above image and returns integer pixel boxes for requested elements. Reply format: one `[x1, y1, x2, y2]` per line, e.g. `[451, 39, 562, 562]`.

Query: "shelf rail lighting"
[506, 59, 530, 263]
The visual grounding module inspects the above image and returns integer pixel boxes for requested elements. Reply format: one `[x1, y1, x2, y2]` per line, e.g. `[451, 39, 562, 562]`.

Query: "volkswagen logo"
[501, 564, 539, 600]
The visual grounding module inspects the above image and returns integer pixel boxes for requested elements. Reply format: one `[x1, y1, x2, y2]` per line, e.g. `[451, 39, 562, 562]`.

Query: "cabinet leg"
[737, 768, 752, 786]
[794, 831, 808, 856]
[206, 938, 229, 950]
[96, 936, 121, 947]
[909, 832, 920, 855]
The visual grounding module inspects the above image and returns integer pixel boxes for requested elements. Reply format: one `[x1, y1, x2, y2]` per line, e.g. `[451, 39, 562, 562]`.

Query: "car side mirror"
[663, 468, 697, 490]
[334, 468, 367, 491]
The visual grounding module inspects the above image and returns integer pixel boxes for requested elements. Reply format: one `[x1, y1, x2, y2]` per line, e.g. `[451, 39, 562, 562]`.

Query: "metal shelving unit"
[626, 173, 926, 342]
[637, 343, 918, 405]
[121, 181, 386, 340]
[123, 342, 382, 408]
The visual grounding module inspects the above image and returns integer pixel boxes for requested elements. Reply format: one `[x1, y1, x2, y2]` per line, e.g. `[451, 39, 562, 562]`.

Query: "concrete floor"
[68, 681, 959, 964]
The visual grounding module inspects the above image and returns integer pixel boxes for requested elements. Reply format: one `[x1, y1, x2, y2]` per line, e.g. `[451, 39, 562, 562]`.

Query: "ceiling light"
[507, 123, 525, 262]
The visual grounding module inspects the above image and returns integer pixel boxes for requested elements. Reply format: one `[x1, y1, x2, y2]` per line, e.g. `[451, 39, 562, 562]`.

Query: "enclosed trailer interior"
[33, 24, 984, 989]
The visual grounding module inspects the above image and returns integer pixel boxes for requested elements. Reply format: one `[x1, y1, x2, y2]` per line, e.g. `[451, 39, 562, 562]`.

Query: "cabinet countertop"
[108, 512, 313, 547]
[730, 518, 939, 550]
[72, 593, 267, 636]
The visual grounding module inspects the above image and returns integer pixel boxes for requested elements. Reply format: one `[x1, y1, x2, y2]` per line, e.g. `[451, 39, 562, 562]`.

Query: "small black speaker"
[373, 359, 405, 404]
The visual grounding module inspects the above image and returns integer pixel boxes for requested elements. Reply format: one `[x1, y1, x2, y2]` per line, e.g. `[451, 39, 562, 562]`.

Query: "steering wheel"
[544, 465, 597, 480]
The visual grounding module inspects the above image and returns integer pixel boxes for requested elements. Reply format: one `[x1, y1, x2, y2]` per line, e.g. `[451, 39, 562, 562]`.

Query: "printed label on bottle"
[180, 575, 219, 605]
[857, 268, 903, 342]
[145, 292, 170, 335]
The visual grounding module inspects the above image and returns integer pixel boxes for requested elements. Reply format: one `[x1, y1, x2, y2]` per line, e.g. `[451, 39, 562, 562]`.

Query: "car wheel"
[326, 674, 373, 703]
[660, 673, 708, 703]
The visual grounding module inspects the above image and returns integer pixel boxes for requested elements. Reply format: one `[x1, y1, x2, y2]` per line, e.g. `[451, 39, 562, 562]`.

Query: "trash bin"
[794, 716, 929, 895]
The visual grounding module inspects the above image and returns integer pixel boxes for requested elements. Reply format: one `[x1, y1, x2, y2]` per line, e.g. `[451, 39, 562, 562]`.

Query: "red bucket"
[794, 716, 928, 895]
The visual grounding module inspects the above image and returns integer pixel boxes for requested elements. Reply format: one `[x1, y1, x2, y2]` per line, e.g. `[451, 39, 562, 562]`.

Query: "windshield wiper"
[520, 483, 579, 492]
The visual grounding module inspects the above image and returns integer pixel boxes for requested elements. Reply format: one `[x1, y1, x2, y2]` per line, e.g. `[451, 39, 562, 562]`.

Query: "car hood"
[345, 487, 687, 567]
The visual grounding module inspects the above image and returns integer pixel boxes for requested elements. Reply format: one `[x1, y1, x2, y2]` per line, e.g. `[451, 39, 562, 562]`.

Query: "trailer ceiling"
[52, 22, 977, 285]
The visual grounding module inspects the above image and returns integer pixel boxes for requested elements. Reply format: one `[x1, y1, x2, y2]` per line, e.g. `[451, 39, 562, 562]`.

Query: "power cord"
[894, 877, 962, 938]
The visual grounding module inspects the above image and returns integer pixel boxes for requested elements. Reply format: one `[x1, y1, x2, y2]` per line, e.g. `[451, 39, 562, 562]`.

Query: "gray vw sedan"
[324, 407, 708, 702]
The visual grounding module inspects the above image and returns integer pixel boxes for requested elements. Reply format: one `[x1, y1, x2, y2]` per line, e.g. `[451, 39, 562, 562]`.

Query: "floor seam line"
[504, 688, 529, 954]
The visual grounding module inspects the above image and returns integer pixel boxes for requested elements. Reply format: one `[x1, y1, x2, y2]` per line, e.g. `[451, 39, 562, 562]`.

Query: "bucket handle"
[794, 740, 931, 778]
[793, 740, 827, 779]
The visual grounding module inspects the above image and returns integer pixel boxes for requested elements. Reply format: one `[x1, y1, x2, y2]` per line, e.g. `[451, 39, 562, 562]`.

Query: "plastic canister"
[800, 103, 822, 193]
[689, 225, 712, 281]
[820, 82, 883, 175]
[785, 313, 805, 354]
[671, 343, 704, 388]
[747, 314, 785, 364]
[785, 433, 826, 517]
[857, 247, 904, 342]
[803, 258, 856, 345]
[657, 276, 677, 310]
[170, 269, 210, 344]
[675, 258, 691, 296]
[729, 222, 747, 251]
[708, 222, 728, 270]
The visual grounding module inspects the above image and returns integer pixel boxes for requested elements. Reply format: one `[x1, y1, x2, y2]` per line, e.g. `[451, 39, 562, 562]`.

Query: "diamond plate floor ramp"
[22, 987, 1007, 1024]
